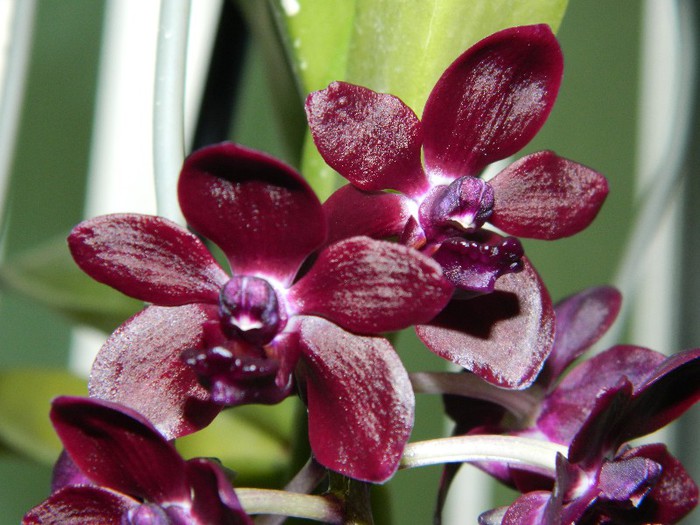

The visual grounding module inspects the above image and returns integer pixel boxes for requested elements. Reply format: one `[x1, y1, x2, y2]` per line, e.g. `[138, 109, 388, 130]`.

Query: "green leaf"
[176, 396, 300, 486]
[0, 369, 87, 464]
[0, 233, 142, 332]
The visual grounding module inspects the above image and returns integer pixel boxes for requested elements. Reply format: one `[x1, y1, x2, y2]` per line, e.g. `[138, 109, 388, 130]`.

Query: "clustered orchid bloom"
[22, 21, 700, 525]
[24, 396, 251, 525]
[440, 286, 700, 524]
[67, 142, 453, 483]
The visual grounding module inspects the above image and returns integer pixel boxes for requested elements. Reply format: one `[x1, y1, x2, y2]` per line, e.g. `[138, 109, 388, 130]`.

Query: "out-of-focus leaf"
[0, 370, 87, 464]
[176, 396, 299, 486]
[0, 233, 142, 332]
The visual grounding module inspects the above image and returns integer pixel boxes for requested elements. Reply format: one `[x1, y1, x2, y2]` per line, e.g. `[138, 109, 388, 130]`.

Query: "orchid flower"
[305, 24, 608, 296]
[23, 396, 252, 525]
[68, 142, 453, 482]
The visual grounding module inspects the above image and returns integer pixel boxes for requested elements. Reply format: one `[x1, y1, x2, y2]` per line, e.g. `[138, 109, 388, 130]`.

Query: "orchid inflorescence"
[24, 25, 700, 525]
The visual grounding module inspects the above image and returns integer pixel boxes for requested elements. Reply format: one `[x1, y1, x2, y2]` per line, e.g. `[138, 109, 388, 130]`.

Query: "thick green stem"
[238, 488, 343, 523]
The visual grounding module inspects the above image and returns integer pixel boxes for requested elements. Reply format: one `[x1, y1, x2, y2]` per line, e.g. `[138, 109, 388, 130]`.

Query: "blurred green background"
[0, 1, 644, 523]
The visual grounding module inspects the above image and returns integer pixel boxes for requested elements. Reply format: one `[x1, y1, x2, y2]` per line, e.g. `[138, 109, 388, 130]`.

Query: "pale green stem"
[0, 0, 37, 239]
[409, 371, 538, 420]
[400, 435, 567, 473]
[238, 488, 343, 524]
[153, 0, 190, 225]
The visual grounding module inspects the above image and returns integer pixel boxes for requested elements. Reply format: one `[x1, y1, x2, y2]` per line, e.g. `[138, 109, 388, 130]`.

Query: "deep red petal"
[289, 236, 453, 333]
[186, 459, 253, 524]
[89, 305, 222, 439]
[539, 346, 666, 446]
[323, 185, 414, 245]
[23, 485, 135, 525]
[298, 317, 414, 483]
[539, 286, 622, 388]
[416, 258, 554, 389]
[68, 214, 228, 305]
[306, 81, 429, 198]
[422, 25, 563, 180]
[50, 397, 189, 503]
[489, 151, 608, 239]
[178, 143, 326, 285]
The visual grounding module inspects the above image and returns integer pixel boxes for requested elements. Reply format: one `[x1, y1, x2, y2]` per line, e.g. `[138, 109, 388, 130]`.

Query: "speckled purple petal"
[50, 397, 189, 504]
[51, 451, 93, 491]
[323, 184, 414, 245]
[289, 236, 453, 334]
[23, 485, 135, 525]
[178, 142, 326, 285]
[89, 305, 222, 439]
[539, 286, 622, 388]
[539, 346, 665, 446]
[613, 444, 699, 524]
[500, 491, 550, 525]
[186, 459, 252, 524]
[422, 25, 562, 180]
[416, 259, 554, 389]
[489, 151, 608, 239]
[297, 316, 414, 483]
[306, 81, 429, 198]
[68, 214, 228, 305]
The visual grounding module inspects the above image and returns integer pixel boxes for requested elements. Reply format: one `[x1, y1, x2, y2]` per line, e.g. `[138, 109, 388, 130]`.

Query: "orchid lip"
[219, 276, 286, 345]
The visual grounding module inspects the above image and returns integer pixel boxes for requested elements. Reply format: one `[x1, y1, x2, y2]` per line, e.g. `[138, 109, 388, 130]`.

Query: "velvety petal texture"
[289, 236, 453, 333]
[323, 185, 414, 245]
[416, 259, 554, 388]
[306, 81, 429, 197]
[422, 25, 563, 180]
[89, 304, 222, 439]
[298, 317, 414, 483]
[23, 486, 134, 525]
[50, 397, 189, 503]
[68, 214, 228, 305]
[489, 151, 608, 239]
[178, 142, 327, 284]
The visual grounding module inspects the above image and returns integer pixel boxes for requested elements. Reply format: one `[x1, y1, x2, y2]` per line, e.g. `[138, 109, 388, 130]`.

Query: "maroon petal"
[306, 81, 429, 198]
[500, 491, 551, 525]
[539, 346, 666, 446]
[297, 317, 414, 483]
[89, 305, 222, 439]
[23, 485, 135, 525]
[68, 214, 228, 305]
[422, 25, 563, 180]
[539, 286, 622, 388]
[50, 397, 189, 504]
[489, 151, 608, 239]
[416, 259, 555, 389]
[622, 348, 700, 442]
[289, 236, 453, 333]
[323, 184, 414, 245]
[52, 450, 93, 491]
[178, 143, 326, 285]
[186, 459, 253, 524]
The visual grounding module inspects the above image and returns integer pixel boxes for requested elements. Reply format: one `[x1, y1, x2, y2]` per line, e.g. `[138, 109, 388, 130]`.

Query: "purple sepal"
[538, 286, 622, 389]
[178, 142, 327, 286]
[297, 317, 414, 483]
[68, 214, 228, 306]
[416, 258, 554, 388]
[51, 450, 92, 492]
[89, 305, 222, 439]
[323, 184, 413, 245]
[23, 485, 134, 524]
[306, 81, 429, 198]
[289, 236, 453, 334]
[422, 25, 563, 180]
[186, 459, 252, 525]
[499, 491, 550, 525]
[489, 151, 608, 240]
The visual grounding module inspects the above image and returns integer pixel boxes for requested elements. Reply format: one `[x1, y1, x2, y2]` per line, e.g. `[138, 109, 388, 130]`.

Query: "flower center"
[421, 176, 495, 235]
[219, 276, 284, 345]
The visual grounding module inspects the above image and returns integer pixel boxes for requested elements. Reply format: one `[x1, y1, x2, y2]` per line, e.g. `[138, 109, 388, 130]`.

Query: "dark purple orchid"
[439, 287, 700, 523]
[68, 142, 453, 482]
[23, 396, 251, 525]
[305, 24, 608, 296]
